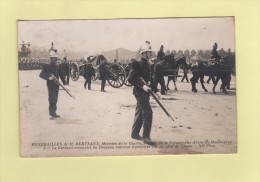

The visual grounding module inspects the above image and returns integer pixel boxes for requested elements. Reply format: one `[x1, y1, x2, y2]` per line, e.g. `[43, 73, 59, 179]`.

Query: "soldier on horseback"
[157, 45, 165, 61]
[210, 43, 221, 61]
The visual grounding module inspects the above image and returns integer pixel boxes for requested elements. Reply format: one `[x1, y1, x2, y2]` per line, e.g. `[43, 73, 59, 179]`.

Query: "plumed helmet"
[49, 50, 58, 58]
[140, 41, 153, 54]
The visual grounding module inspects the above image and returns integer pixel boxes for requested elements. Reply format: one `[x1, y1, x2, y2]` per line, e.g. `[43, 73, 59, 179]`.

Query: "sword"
[50, 74, 75, 99]
[139, 77, 174, 122]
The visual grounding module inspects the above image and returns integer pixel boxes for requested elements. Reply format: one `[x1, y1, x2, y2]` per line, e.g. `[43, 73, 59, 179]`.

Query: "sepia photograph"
[18, 17, 236, 157]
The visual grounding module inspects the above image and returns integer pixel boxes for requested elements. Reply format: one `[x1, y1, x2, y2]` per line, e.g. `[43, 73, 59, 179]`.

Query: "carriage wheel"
[107, 64, 126, 88]
[70, 63, 80, 81]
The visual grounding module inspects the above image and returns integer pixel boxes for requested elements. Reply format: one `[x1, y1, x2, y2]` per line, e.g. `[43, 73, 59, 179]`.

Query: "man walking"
[127, 41, 159, 145]
[61, 57, 70, 85]
[83, 57, 95, 90]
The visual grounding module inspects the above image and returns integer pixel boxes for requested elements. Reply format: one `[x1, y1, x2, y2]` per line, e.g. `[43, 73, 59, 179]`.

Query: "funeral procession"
[18, 18, 237, 157]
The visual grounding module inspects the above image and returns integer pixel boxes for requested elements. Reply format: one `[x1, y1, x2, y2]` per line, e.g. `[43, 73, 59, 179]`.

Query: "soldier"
[61, 57, 70, 85]
[210, 43, 221, 60]
[99, 58, 107, 92]
[157, 45, 165, 61]
[127, 41, 159, 145]
[83, 57, 95, 90]
[39, 50, 66, 120]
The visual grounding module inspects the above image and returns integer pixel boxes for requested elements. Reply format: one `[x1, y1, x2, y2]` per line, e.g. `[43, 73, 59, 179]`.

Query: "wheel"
[70, 63, 80, 81]
[107, 64, 126, 88]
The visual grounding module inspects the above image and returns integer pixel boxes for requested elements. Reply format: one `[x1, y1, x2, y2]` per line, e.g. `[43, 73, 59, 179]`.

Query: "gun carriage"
[69, 54, 126, 88]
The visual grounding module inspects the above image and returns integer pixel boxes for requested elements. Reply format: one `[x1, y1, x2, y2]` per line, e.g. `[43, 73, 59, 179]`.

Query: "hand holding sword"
[139, 77, 174, 122]
[49, 74, 75, 99]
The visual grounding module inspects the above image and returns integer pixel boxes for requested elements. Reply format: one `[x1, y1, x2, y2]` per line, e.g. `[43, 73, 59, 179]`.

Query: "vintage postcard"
[18, 17, 236, 157]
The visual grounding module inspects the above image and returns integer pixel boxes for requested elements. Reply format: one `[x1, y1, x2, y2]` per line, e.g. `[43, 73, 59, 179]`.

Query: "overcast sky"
[18, 17, 235, 54]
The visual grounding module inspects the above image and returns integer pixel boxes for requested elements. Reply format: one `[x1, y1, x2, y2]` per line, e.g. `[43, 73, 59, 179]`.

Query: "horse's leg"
[173, 76, 178, 91]
[226, 74, 231, 90]
[200, 75, 208, 92]
[212, 76, 221, 94]
[212, 76, 216, 84]
[161, 77, 167, 94]
[166, 76, 171, 90]
[221, 75, 229, 94]
[190, 74, 198, 93]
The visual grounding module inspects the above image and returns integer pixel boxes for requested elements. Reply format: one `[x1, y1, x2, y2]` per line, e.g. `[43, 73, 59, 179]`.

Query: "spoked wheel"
[107, 64, 126, 88]
[70, 63, 80, 81]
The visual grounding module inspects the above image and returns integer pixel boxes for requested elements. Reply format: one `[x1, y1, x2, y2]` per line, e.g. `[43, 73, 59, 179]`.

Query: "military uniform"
[128, 57, 158, 141]
[83, 63, 95, 90]
[157, 49, 165, 61]
[61, 59, 70, 85]
[40, 59, 66, 118]
[99, 62, 107, 92]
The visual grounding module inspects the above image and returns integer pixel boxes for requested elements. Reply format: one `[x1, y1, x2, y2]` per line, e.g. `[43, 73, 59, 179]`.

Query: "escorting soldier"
[61, 57, 70, 85]
[210, 43, 221, 60]
[207, 43, 221, 84]
[83, 57, 95, 90]
[127, 41, 159, 145]
[157, 45, 165, 61]
[99, 58, 107, 92]
[39, 50, 66, 120]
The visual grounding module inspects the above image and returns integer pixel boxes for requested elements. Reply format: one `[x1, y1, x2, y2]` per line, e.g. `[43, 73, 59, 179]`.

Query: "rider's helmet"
[140, 41, 153, 54]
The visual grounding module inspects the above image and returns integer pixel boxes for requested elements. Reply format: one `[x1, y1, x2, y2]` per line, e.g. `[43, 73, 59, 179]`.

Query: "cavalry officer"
[207, 43, 221, 84]
[39, 50, 66, 120]
[127, 41, 159, 145]
[61, 57, 70, 85]
[210, 43, 221, 60]
[157, 45, 165, 61]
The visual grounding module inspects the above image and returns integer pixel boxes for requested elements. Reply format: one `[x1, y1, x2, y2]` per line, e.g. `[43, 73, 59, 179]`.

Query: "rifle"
[139, 77, 174, 122]
[50, 74, 75, 99]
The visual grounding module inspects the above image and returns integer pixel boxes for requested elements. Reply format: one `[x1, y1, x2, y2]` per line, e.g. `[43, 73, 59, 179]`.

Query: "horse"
[162, 54, 189, 91]
[189, 54, 235, 94]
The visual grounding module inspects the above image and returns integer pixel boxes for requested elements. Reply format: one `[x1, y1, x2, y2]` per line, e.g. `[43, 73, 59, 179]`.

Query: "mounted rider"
[157, 45, 165, 61]
[210, 43, 221, 64]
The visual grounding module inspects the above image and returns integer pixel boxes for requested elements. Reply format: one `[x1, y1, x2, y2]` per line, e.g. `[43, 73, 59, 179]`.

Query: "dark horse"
[190, 54, 235, 94]
[162, 54, 188, 91]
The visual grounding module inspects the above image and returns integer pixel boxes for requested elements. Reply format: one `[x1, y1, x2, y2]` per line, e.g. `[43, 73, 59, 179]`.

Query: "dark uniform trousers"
[99, 63, 107, 91]
[84, 64, 95, 90]
[48, 85, 59, 116]
[132, 93, 153, 139]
